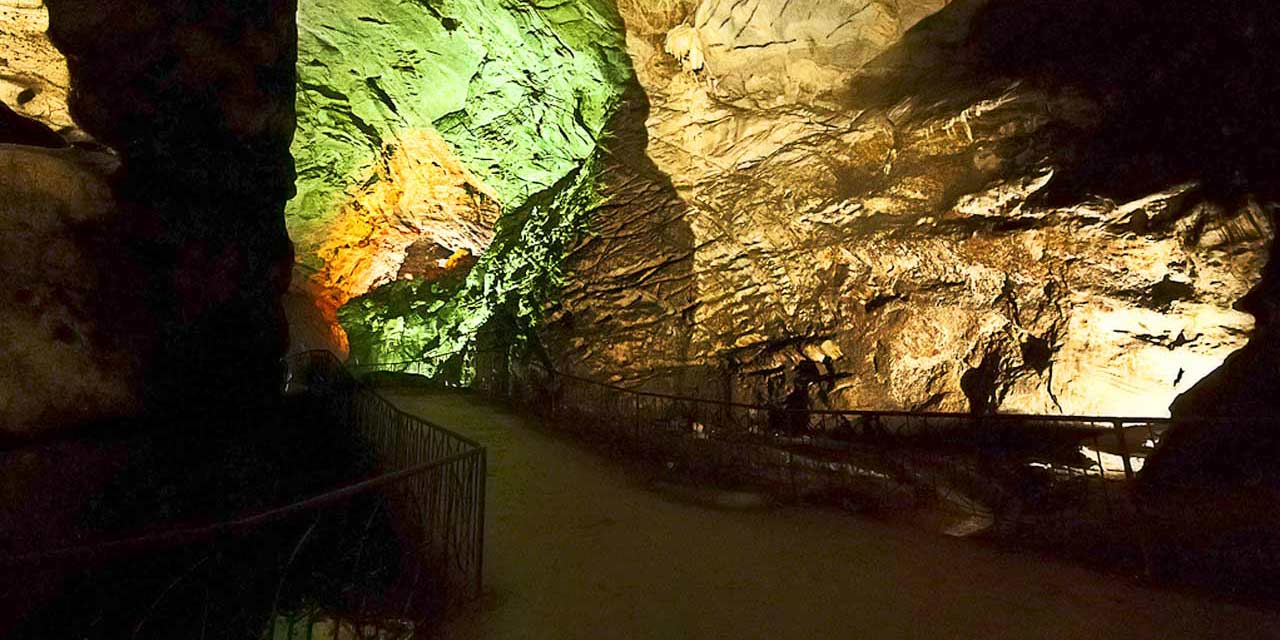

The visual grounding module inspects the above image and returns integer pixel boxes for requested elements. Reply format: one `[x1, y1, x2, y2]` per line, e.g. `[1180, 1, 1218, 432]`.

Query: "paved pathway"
[384, 389, 1279, 640]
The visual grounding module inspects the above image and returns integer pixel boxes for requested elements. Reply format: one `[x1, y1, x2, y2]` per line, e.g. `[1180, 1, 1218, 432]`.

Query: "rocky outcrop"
[294, 0, 634, 363]
[292, 127, 502, 353]
[13, 0, 298, 425]
[539, 0, 1276, 420]
[0, 0, 75, 136]
[665, 0, 948, 103]
[304, 0, 1279, 434]
[0, 144, 141, 434]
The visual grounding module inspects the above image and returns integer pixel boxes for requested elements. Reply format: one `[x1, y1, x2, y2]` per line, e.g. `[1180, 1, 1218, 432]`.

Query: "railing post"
[1113, 420, 1135, 482]
[1111, 420, 1157, 581]
[634, 394, 641, 454]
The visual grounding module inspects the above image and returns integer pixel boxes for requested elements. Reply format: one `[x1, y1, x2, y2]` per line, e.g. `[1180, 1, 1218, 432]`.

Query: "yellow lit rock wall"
[542, 0, 1275, 418]
[0, 0, 74, 133]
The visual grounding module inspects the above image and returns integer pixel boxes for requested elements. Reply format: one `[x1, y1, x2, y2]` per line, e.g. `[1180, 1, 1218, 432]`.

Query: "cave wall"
[294, 0, 1279, 431]
[533, 0, 1277, 421]
[0, 0, 74, 136]
[288, 0, 635, 366]
[0, 0, 297, 434]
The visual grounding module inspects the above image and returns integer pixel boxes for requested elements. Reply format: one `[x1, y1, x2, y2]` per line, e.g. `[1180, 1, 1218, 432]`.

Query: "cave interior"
[2, 0, 1280, 635]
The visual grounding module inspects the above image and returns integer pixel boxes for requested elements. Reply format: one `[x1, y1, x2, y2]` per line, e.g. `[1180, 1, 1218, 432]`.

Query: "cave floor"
[381, 389, 1279, 640]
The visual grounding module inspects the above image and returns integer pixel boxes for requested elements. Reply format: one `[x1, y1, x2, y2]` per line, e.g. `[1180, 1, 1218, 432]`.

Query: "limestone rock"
[0, 0, 75, 135]
[540, 0, 1275, 419]
[681, 0, 948, 105]
[292, 128, 502, 353]
[298, 0, 634, 361]
[0, 144, 138, 435]
[302, 0, 1279, 426]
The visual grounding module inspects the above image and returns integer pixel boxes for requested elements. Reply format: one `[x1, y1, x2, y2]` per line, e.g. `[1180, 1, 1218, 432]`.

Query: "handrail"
[349, 352, 1269, 427]
[5, 349, 488, 615]
[288, 350, 484, 448]
[360, 347, 1280, 591]
[0, 448, 479, 567]
[534, 364, 1179, 426]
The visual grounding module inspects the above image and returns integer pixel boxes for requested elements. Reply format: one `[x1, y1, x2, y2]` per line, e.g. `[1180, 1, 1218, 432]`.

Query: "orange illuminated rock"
[291, 128, 501, 353]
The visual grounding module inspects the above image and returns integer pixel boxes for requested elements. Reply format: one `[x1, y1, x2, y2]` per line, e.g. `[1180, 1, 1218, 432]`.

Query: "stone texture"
[301, 0, 1280, 442]
[0, 1, 75, 135]
[675, 0, 947, 105]
[38, 0, 298, 419]
[0, 144, 140, 434]
[294, 128, 502, 352]
[295, 0, 634, 362]
[539, 0, 1275, 419]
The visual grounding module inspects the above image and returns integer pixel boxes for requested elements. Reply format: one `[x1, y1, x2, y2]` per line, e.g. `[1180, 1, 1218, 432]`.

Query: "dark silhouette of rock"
[0, 102, 65, 148]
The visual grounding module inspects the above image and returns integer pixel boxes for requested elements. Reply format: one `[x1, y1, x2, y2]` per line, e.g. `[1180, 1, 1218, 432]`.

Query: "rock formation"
[0, 0, 297, 435]
[291, 0, 633, 364]
[0, 0, 75, 136]
[295, 0, 1278, 440]
[0, 143, 141, 434]
[531, 0, 1275, 421]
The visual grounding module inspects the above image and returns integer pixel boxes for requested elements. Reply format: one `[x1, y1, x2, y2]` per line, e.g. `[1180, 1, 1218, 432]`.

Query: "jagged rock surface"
[295, 0, 634, 362]
[0, 1, 75, 136]
[292, 0, 1278, 422]
[541, 0, 1274, 417]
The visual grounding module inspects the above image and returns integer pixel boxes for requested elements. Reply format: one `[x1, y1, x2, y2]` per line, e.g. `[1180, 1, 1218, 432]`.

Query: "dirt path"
[384, 389, 1279, 640]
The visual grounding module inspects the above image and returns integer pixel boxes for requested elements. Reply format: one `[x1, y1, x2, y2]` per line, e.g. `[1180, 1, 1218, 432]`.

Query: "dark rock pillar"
[43, 0, 297, 416]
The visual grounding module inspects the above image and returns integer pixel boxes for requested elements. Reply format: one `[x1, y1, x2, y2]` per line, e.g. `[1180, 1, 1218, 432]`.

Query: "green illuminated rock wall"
[290, 0, 634, 365]
[339, 155, 606, 370]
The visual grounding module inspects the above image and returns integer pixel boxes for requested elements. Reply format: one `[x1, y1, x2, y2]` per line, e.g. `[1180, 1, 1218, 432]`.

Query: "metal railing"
[523, 365, 1147, 492]
[490, 359, 1279, 590]
[1, 351, 485, 639]
[334, 347, 1280, 592]
[288, 351, 486, 605]
[357, 349, 1163, 536]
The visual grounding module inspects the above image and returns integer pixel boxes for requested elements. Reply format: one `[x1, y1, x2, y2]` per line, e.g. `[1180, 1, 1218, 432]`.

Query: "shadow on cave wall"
[848, 0, 1280, 485]
[851, 0, 1280, 205]
[538, 33, 704, 393]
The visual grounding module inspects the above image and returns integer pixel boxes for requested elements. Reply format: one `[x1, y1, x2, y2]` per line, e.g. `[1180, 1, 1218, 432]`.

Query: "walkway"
[383, 389, 1280, 640]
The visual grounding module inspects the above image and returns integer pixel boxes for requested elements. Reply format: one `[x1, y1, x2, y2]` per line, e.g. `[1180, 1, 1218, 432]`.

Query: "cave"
[3, 0, 1280, 636]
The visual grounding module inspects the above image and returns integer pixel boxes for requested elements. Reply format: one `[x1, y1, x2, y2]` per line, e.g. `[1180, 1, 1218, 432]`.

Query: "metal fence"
[481, 358, 1169, 570]
[1, 351, 485, 639]
[498, 360, 1276, 590]
[289, 351, 486, 605]
[339, 347, 1279, 592]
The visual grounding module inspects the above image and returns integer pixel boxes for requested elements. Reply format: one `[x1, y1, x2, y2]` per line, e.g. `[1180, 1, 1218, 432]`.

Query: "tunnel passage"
[4, 0, 1278, 489]
[277, 0, 1280, 485]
